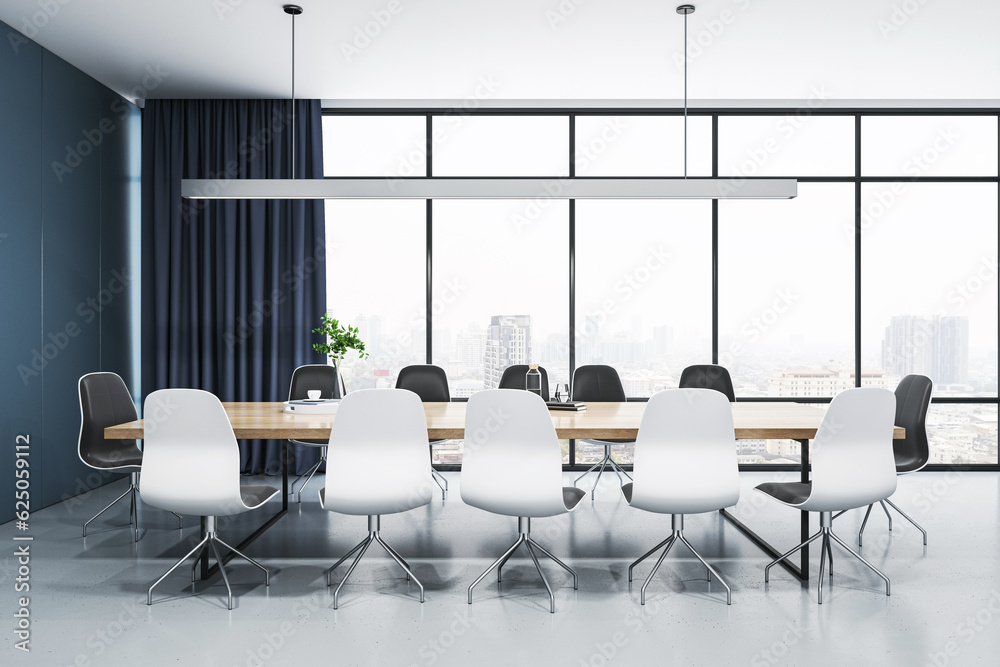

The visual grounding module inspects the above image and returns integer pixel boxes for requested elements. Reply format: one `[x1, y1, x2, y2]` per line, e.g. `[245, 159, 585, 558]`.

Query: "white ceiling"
[2, 0, 998, 106]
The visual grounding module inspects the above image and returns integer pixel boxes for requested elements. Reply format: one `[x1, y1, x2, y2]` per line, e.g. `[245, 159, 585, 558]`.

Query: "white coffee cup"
[307, 390, 321, 400]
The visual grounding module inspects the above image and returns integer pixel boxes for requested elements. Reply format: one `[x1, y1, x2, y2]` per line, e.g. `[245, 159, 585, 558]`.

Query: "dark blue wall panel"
[0, 33, 43, 524]
[0, 19, 139, 523]
[41, 52, 104, 510]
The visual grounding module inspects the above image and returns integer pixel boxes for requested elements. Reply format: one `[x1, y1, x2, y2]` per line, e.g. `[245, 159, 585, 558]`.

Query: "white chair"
[462, 389, 586, 613]
[622, 389, 740, 605]
[755, 387, 897, 604]
[141, 389, 279, 610]
[319, 389, 433, 609]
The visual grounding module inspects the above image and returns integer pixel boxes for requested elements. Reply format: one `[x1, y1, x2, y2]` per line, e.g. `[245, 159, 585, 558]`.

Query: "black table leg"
[799, 437, 809, 581]
[719, 437, 811, 581]
[201, 441, 289, 580]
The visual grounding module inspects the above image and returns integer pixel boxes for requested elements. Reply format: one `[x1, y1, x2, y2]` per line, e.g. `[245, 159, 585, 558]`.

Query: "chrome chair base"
[468, 517, 577, 613]
[628, 514, 732, 605]
[859, 498, 928, 546]
[326, 515, 424, 610]
[147, 516, 268, 610]
[83, 472, 182, 542]
[765, 511, 890, 604]
[574, 442, 633, 500]
[430, 467, 448, 499]
[290, 446, 327, 504]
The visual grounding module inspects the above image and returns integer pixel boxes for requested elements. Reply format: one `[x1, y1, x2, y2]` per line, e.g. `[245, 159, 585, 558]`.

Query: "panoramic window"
[322, 109, 999, 468]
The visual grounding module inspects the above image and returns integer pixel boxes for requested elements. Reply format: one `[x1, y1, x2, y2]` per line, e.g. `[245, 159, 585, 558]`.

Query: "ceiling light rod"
[284, 4, 302, 180]
[677, 4, 694, 179]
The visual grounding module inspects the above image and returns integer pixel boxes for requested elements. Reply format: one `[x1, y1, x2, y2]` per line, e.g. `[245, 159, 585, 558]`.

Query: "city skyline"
[338, 311, 997, 395]
[331, 310, 996, 466]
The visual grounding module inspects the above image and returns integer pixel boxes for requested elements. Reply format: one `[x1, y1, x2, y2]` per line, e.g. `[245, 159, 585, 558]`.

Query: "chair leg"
[575, 444, 633, 499]
[214, 536, 271, 585]
[190, 542, 208, 583]
[83, 484, 134, 537]
[374, 534, 424, 603]
[208, 539, 234, 611]
[292, 458, 324, 504]
[825, 532, 834, 578]
[884, 498, 928, 545]
[150, 516, 268, 610]
[605, 445, 633, 483]
[628, 536, 674, 583]
[880, 500, 893, 531]
[817, 533, 829, 604]
[526, 537, 579, 590]
[326, 516, 422, 609]
[770, 512, 890, 604]
[859, 504, 874, 545]
[471, 517, 576, 612]
[471, 534, 526, 602]
[377, 537, 411, 581]
[170, 512, 184, 529]
[330, 536, 374, 610]
[828, 531, 891, 597]
[429, 443, 448, 500]
[497, 549, 515, 582]
[129, 484, 139, 543]
[859, 498, 927, 546]
[523, 541, 555, 613]
[676, 533, 733, 605]
[430, 468, 448, 500]
[640, 534, 678, 605]
[326, 538, 369, 585]
[148, 534, 210, 605]
[604, 444, 625, 485]
[765, 530, 825, 583]
[573, 458, 605, 486]
[588, 457, 610, 500]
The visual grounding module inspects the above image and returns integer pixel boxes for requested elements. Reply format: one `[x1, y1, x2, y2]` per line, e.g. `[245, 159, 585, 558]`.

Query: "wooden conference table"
[106, 401, 905, 581]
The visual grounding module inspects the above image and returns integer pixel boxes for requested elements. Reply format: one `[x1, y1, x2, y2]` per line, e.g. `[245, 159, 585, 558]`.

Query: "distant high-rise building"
[354, 314, 384, 357]
[652, 325, 674, 357]
[456, 328, 486, 370]
[933, 317, 969, 385]
[600, 333, 644, 364]
[883, 315, 969, 385]
[576, 314, 603, 364]
[484, 315, 532, 389]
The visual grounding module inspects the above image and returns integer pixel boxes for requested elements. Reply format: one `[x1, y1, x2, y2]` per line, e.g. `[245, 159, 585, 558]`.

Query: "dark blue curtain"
[141, 99, 327, 476]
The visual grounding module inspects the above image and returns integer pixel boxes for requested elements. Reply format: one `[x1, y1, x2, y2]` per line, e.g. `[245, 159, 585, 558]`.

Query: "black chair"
[287, 364, 342, 503]
[678, 364, 736, 402]
[395, 364, 451, 499]
[571, 365, 633, 499]
[857, 374, 933, 545]
[78, 372, 181, 541]
[498, 364, 551, 401]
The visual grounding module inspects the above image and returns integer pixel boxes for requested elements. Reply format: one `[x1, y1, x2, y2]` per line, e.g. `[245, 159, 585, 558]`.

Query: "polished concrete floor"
[3, 470, 999, 667]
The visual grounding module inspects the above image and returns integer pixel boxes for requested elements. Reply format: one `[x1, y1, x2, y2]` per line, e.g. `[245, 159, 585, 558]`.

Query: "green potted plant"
[312, 313, 369, 397]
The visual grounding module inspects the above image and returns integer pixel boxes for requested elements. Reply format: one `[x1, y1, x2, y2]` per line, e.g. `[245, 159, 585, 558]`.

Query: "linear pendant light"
[180, 4, 795, 200]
